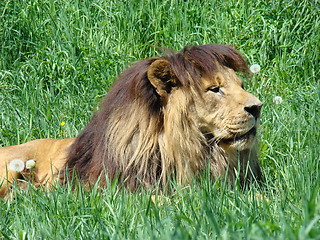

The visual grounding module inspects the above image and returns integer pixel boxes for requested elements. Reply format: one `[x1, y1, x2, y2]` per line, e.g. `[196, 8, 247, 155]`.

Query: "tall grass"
[0, 0, 319, 239]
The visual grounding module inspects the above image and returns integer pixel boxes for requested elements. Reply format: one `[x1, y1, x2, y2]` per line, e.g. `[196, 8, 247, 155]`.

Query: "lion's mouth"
[221, 127, 257, 144]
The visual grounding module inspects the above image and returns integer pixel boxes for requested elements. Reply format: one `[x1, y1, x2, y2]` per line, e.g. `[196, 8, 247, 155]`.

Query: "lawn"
[0, 0, 319, 239]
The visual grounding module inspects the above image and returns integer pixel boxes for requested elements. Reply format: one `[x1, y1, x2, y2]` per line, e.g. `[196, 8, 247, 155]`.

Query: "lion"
[0, 44, 263, 197]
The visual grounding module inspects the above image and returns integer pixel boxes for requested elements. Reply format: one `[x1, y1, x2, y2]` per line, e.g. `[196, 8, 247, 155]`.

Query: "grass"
[0, 0, 319, 239]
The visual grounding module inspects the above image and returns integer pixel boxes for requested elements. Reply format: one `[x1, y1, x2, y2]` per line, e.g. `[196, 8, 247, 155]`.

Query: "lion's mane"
[65, 44, 262, 190]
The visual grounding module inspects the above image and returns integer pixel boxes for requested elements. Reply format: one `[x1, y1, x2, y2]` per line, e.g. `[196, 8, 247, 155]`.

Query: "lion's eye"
[208, 87, 224, 95]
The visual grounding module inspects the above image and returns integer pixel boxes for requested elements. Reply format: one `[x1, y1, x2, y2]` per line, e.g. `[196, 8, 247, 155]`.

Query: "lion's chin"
[221, 127, 257, 150]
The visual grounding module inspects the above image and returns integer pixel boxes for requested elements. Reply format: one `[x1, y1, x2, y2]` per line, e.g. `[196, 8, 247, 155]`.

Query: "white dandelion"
[9, 159, 25, 172]
[250, 64, 261, 74]
[273, 96, 283, 105]
[26, 160, 36, 169]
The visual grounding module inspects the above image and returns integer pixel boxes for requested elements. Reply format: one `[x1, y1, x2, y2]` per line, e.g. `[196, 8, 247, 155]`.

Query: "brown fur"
[0, 44, 263, 197]
[66, 44, 263, 190]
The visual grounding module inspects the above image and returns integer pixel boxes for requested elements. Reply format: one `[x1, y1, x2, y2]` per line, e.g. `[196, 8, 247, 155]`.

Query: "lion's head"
[66, 44, 263, 190]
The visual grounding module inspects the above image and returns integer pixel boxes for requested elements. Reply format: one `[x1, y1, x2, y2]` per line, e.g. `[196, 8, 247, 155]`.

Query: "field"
[0, 0, 319, 239]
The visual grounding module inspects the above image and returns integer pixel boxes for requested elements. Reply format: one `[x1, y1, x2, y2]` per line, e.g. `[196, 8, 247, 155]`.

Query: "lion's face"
[148, 58, 262, 151]
[194, 66, 262, 150]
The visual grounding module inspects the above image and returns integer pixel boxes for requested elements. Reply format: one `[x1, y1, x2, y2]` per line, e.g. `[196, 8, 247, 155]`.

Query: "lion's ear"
[147, 59, 177, 99]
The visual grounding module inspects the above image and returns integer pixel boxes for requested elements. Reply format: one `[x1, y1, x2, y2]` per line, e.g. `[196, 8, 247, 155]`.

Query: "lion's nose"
[244, 102, 263, 119]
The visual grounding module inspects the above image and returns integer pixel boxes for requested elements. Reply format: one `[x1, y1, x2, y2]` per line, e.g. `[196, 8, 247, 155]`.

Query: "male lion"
[0, 44, 263, 197]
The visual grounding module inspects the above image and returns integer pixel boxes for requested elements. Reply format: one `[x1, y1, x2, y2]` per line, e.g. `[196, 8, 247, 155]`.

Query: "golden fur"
[0, 44, 263, 197]
[0, 138, 74, 197]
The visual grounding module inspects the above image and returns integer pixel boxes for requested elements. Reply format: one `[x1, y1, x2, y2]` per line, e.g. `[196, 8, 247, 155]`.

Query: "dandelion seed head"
[273, 96, 283, 105]
[26, 160, 36, 169]
[9, 159, 25, 172]
[250, 64, 261, 74]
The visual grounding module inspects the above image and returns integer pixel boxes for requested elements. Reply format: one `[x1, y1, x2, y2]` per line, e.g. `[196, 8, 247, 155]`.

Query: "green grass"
[0, 0, 319, 239]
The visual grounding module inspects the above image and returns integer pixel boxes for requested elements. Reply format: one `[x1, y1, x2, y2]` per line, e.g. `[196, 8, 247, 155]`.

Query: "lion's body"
[0, 138, 74, 197]
[0, 44, 263, 197]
